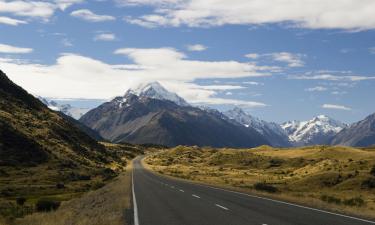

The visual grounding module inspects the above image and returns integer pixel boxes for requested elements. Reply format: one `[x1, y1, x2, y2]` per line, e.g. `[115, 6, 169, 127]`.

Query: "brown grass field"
[144, 145, 375, 220]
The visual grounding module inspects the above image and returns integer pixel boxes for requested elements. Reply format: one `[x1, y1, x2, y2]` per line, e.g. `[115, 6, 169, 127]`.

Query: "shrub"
[321, 195, 341, 205]
[343, 197, 365, 207]
[35, 199, 60, 212]
[361, 178, 375, 189]
[370, 165, 375, 176]
[16, 197, 26, 206]
[254, 182, 278, 193]
[56, 182, 65, 189]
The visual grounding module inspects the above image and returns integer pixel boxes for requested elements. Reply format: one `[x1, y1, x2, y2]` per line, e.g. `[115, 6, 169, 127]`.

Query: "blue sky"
[0, 0, 375, 123]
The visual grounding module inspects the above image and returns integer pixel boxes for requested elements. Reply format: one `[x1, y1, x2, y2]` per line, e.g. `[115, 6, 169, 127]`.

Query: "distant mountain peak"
[37, 96, 89, 120]
[121, 81, 189, 107]
[281, 115, 347, 146]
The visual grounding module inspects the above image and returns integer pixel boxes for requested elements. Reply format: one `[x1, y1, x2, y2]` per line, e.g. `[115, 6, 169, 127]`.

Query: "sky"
[0, 0, 375, 123]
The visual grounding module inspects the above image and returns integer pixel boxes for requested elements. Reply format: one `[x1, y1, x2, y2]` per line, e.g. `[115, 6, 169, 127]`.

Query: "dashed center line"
[192, 194, 201, 199]
[215, 204, 229, 211]
[180, 189, 185, 192]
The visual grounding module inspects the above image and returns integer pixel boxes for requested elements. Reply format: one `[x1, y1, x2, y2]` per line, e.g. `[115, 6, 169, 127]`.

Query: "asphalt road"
[132, 157, 375, 225]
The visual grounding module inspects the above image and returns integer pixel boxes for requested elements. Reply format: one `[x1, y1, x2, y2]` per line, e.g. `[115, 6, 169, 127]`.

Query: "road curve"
[132, 157, 375, 225]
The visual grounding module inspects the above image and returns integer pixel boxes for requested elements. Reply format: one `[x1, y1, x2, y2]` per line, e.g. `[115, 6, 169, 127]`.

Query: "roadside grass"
[0, 143, 143, 224]
[144, 145, 375, 220]
[14, 165, 133, 225]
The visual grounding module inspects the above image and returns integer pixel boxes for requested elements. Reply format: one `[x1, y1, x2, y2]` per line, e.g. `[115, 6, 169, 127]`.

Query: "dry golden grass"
[145, 145, 375, 220]
[12, 163, 133, 225]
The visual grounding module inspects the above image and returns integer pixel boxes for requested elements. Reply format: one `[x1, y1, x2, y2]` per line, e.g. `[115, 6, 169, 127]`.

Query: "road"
[132, 157, 375, 225]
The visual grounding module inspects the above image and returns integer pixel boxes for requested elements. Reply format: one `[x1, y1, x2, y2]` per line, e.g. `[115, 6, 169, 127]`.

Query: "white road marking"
[193, 183, 375, 224]
[180, 189, 185, 192]
[171, 186, 175, 189]
[192, 194, 201, 199]
[132, 171, 140, 225]
[215, 204, 229, 211]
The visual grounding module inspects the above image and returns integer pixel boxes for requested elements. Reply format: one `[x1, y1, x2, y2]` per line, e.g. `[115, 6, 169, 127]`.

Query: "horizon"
[1, 0, 375, 123]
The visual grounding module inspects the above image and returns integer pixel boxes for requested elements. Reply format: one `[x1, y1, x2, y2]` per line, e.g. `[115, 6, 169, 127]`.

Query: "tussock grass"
[145, 145, 375, 219]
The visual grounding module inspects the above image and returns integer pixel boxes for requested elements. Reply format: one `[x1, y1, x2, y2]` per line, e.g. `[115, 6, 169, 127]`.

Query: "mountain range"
[37, 97, 90, 120]
[80, 82, 269, 148]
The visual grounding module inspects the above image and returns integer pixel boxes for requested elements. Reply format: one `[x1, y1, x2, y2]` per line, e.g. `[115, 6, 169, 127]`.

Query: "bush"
[321, 195, 341, 205]
[16, 197, 26, 206]
[370, 165, 375, 176]
[35, 199, 60, 212]
[56, 182, 65, 189]
[361, 178, 375, 189]
[254, 182, 278, 193]
[343, 197, 365, 207]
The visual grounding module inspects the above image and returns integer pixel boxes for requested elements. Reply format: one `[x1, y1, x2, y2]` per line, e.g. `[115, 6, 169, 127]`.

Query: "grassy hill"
[145, 145, 375, 219]
[0, 69, 144, 222]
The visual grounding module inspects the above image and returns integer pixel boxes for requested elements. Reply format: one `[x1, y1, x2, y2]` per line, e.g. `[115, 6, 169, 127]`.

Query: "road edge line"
[196, 183, 375, 224]
[132, 168, 140, 225]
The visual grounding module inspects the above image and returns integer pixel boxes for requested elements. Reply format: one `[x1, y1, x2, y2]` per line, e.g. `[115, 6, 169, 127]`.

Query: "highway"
[132, 157, 375, 225]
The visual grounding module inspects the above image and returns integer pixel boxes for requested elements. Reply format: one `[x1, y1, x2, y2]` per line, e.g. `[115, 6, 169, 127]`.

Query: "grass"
[144, 145, 375, 220]
[13, 163, 133, 225]
[0, 143, 143, 224]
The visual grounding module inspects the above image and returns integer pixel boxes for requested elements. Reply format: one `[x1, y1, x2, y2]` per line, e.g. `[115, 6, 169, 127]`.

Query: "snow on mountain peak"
[122, 81, 189, 107]
[281, 115, 347, 145]
[37, 96, 90, 120]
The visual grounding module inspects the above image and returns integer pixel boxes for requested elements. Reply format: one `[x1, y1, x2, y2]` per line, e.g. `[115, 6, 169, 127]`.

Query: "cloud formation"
[94, 33, 116, 41]
[0, 43, 33, 54]
[305, 86, 327, 92]
[322, 104, 351, 111]
[120, 0, 375, 30]
[187, 44, 207, 51]
[0, 0, 82, 22]
[0, 16, 27, 25]
[290, 74, 375, 81]
[71, 9, 116, 22]
[0, 47, 270, 107]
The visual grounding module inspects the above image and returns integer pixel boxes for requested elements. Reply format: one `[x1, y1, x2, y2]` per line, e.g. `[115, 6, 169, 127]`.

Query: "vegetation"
[145, 145, 375, 219]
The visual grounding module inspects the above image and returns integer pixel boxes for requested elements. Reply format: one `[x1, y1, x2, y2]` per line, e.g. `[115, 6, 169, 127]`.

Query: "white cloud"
[243, 81, 262, 85]
[305, 86, 327, 92]
[245, 53, 259, 59]
[0, 16, 27, 25]
[94, 33, 116, 41]
[71, 9, 116, 22]
[369, 47, 375, 54]
[0, 48, 270, 107]
[322, 104, 351, 111]
[269, 52, 304, 67]
[290, 74, 375, 81]
[119, 0, 375, 30]
[0, 44, 33, 54]
[61, 38, 73, 47]
[187, 44, 207, 52]
[54, 0, 84, 10]
[0, 0, 81, 21]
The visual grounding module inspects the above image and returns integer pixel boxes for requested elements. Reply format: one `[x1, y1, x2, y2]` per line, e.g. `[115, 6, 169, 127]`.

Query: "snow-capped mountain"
[282, 115, 347, 146]
[224, 107, 291, 147]
[37, 97, 90, 120]
[80, 87, 268, 147]
[128, 82, 189, 107]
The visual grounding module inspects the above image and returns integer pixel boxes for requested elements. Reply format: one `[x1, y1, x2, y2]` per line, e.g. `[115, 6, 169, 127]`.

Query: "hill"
[145, 145, 375, 219]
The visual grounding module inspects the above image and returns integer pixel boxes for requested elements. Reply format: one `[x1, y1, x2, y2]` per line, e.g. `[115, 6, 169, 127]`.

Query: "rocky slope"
[282, 115, 347, 146]
[80, 83, 268, 148]
[331, 113, 375, 147]
[224, 107, 291, 147]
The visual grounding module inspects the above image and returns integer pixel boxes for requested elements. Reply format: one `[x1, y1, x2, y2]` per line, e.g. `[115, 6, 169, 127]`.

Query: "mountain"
[80, 83, 269, 147]
[331, 113, 375, 147]
[224, 107, 291, 147]
[0, 69, 112, 167]
[37, 96, 90, 119]
[282, 115, 347, 146]
[130, 82, 189, 106]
